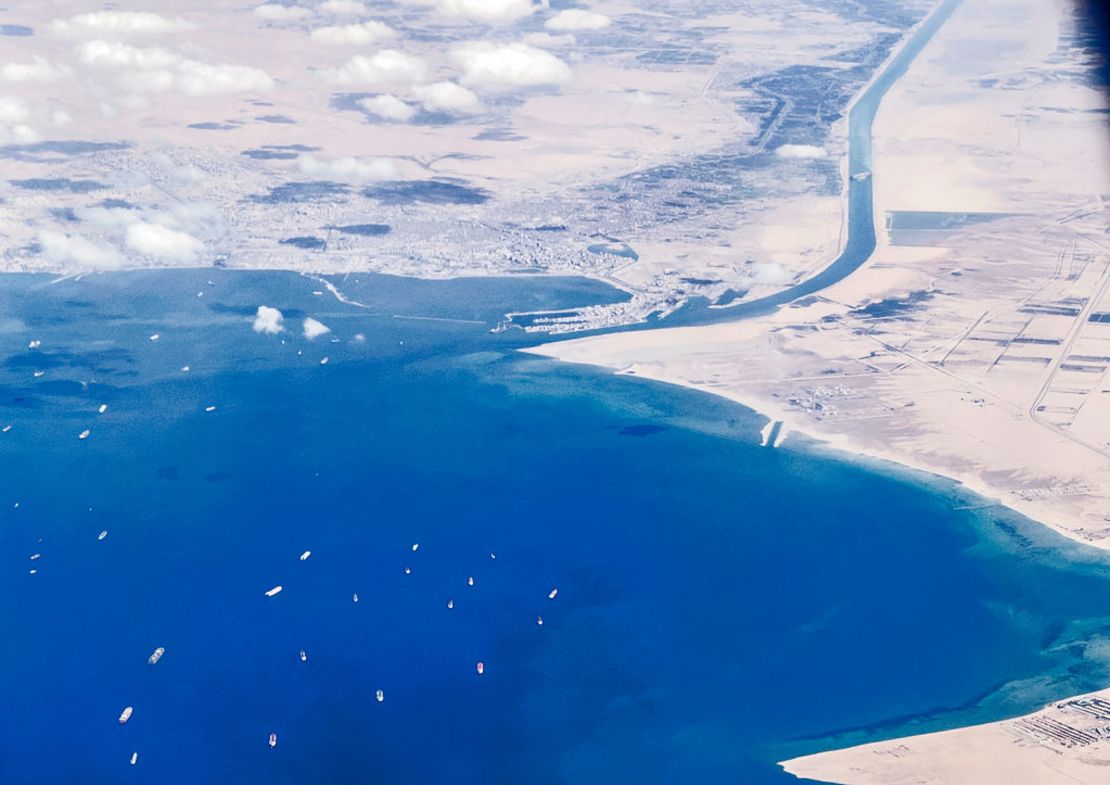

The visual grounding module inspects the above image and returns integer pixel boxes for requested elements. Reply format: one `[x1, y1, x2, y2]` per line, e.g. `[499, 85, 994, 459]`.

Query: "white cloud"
[1, 57, 70, 83]
[73, 205, 140, 229]
[0, 96, 38, 143]
[162, 202, 222, 235]
[74, 201, 220, 243]
[253, 306, 285, 334]
[297, 155, 396, 183]
[775, 144, 827, 159]
[39, 231, 123, 269]
[621, 89, 656, 105]
[309, 20, 396, 45]
[321, 0, 369, 14]
[254, 4, 314, 21]
[544, 8, 611, 30]
[78, 40, 179, 68]
[125, 221, 204, 263]
[320, 50, 426, 85]
[0, 125, 39, 143]
[175, 61, 274, 96]
[521, 31, 575, 48]
[453, 42, 571, 87]
[413, 81, 482, 114]
[434, 0, 534, 22]
[0, 96, 30, 124]
[750, 262, 789, 285]
[303, 318, 331, 339]
[118, 69, 176, 93]
[86, 42, 273, 96]
[151, 151, 206, 184]
[357, 94, 416, 121]
[78, 40, 272, 96]
[51, 11, 195, 36]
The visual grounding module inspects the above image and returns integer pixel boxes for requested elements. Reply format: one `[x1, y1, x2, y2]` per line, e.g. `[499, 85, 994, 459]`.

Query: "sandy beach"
[782, 686, 1110, 785]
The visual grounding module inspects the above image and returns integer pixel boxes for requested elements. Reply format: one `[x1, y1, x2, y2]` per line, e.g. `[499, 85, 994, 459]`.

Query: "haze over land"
[0, 0, 931, 330]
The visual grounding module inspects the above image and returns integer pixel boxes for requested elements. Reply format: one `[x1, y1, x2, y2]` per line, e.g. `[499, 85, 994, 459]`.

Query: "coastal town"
[0, 0, 932, 335]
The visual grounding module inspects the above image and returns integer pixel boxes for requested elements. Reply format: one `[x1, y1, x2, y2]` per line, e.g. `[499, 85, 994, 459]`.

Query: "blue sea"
[4, 270, 1110, 785]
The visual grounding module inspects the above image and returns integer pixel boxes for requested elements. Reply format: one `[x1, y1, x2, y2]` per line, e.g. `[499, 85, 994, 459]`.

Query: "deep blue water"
[4, 270, 1110, 785]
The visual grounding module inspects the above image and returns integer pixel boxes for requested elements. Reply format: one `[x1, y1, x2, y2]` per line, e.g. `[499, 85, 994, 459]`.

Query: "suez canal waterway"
[495, 0, 965, 335]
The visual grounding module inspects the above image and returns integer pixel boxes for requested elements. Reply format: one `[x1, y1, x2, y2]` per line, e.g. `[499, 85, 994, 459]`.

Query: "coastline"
[520, 347, 1108, 556]
[525, 0, 1110, 781]
[8, 1, 1107, 782]
[780, 684, 1110, 785]
[525, 0, 1110, 555]
[16, 268, 1092, 784]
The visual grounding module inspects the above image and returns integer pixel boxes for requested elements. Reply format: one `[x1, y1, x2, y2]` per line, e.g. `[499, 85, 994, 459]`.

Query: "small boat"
[411, 543, 419, 552]
[320, 357, 329, 365]
[299, 650, 307, 662]
[130, 752, 138, 766]
[299, 550, 311, 561]
[148, 647, 165, 665]
[119, 706, 133, 725]
[447, 599, 454, 609]
[28, 340, 40, 349]
[149, 334, 160, 342]
[204, 405, 216, 413]
[537, 616, 543, 626]
[33, 370, 44, 378]
[28, 569, 37, 575]
[268, 733, 277, 749]
[98, 404, 108, 414]
[180, 365, 190, 372]
[30, 553, 40, 561]
[490, 553, 496, 560]
[851, 171, 872, 182]
[78, 429, 90, 440]
[352, 593, 359, 603]
[375, 689, 384, 703]
[1, 425, 10, 433]
[476, 662, 485, 675]
[265, 585, 283, 597]
[548, 588, 558, 600]
[467, 577, 474, 587]
[98, 530, 108, 541]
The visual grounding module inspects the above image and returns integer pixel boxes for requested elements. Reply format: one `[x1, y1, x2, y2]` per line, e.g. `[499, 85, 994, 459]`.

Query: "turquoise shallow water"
[3, 270, 1110, 784]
